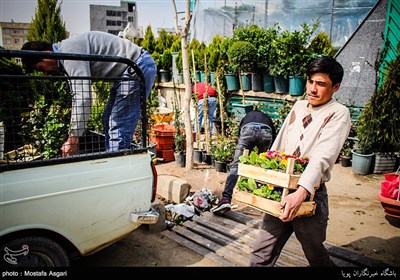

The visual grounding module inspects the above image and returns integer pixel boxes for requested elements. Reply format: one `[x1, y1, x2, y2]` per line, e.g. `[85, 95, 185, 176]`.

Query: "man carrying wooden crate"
[249, 56, 351, 267]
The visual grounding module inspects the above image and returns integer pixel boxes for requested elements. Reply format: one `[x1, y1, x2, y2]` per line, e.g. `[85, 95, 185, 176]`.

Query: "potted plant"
[270, 30, 291, 93]
[172, 89, 185, 167]
[206, 35, 223, 86]
[271, 20, 319, 94]
[159, 49, 172, 82]
[227, 40, 256, 120]
[354, 42, 400, 174]
[219, 37, 239, 91]
[339, 137, 356, 167]
[258, 24, 280, 93]
[227, 40, 257, 93]
[174, 128, 186, 167]
[231, 24, 272, 92]
[211, 136, 236, 172]
[287, 21, 319, 96]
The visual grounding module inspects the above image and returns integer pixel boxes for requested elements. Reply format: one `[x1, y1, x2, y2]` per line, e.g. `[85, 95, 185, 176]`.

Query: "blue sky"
[0, 0, 186, 36]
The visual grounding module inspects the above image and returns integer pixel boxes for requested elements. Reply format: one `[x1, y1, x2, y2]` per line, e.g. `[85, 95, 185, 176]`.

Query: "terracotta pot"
[377, 194, 400, 219]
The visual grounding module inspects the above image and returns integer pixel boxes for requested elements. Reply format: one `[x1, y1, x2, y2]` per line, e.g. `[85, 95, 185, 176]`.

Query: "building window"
[14, 38, 20, 44]
[5, 38, 11, 44]
[128, 3, 136, 12]
[13, 29, 19, 34]
[128, 16, 133, 22]
[106, 20, 117, 26]
[106, 10, 121, 17]
[4, 29, 10, 34]
[108, 30, 119, 35]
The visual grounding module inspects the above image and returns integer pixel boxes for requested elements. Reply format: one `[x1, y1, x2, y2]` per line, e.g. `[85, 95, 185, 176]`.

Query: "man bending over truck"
[21, 31, 157, 157]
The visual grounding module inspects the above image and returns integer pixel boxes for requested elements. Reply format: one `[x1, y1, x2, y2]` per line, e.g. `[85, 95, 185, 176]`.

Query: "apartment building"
[0, 21, 30, 50]
[90, 0, 139, 37]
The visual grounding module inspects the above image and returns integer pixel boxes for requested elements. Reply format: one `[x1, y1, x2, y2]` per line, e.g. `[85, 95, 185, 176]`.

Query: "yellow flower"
[280, 158, 288, 166]
[267, 184, 274, 190]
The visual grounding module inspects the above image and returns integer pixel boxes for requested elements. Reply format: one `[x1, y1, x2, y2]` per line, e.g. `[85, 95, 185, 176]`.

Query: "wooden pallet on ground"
[161, 210, 389, 267]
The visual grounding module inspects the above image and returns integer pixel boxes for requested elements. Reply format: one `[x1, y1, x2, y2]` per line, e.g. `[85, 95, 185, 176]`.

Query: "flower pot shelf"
[234, 156, 318, 218]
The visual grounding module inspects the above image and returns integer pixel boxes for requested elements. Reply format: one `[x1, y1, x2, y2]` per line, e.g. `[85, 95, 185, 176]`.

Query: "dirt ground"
[154, 160, 400, 267]
[73, 160, 399, 268]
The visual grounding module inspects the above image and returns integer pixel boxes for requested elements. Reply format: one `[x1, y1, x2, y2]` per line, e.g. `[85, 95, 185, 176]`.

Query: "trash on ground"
[165, 203, 195, 227]
[185, 188, 219, 213]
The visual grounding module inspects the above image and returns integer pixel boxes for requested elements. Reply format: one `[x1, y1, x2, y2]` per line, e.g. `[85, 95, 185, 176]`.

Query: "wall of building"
[90, 0, 138, 36]
[335, 0, 388, 107]
[0, 22, 30, 50]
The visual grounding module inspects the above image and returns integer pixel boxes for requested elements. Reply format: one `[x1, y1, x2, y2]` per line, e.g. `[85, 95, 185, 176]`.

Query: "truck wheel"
[0, 236, 70, 267]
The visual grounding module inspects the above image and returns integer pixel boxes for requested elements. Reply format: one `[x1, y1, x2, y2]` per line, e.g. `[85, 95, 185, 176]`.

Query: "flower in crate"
[237, 177, 283, 202]
[239, 150, 309, 174]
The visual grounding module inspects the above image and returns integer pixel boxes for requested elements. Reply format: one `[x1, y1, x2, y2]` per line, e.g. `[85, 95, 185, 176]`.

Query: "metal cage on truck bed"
[0, 50, 149, 171]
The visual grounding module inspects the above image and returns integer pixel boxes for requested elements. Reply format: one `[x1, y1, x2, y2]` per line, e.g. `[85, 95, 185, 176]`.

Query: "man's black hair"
[21, 41, 52, 73]
[306, 56, 344, 86]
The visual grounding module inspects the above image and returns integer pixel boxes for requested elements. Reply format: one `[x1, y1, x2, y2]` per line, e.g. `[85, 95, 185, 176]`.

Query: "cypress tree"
[141, 25, 156, 54]
[27, 0, 67, 42]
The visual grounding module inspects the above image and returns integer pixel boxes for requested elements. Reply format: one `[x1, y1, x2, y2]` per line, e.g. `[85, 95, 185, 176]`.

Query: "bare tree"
[172, 0, 194, 169]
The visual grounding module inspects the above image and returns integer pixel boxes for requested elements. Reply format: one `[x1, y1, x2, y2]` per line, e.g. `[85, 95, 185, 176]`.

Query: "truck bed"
[0, 50, 158, 267]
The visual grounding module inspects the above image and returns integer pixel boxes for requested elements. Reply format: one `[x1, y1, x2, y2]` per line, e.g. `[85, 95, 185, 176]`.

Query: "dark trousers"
[221, 123, 273, 201]
[249, 183, 335, 267]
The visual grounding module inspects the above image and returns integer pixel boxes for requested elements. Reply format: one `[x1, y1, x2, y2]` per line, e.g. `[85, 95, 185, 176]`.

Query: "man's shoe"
[212, 199, 232, 215]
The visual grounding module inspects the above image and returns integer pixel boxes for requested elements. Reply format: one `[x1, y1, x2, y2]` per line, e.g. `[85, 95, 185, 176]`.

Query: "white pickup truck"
[0, 50, 159, 267]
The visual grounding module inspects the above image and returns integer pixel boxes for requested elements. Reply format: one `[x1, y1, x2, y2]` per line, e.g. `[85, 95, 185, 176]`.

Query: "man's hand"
[61, 136, 79, 157]
[279, 186, 309, 222]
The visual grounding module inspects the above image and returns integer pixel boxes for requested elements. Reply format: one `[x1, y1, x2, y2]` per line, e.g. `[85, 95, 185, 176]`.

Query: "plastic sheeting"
[190, 0, 378, 47]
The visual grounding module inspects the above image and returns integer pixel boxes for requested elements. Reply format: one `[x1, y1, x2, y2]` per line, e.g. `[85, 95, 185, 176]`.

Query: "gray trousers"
[221, 123, 273, 201]
[249, 183, 335, 267]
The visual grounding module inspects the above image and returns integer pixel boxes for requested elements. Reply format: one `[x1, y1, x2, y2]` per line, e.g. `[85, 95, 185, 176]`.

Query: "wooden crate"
[233, 188, 316, 218]
[6, 144, 42, 162]
[237, 163, 300, 189]
[233, 154, 317, 218]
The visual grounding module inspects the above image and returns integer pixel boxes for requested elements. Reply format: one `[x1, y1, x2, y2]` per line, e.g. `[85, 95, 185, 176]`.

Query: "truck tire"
[0, 236, 70, 267]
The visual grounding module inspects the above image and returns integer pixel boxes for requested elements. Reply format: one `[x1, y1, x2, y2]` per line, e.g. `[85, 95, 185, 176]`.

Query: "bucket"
[351, 149, 374, 175]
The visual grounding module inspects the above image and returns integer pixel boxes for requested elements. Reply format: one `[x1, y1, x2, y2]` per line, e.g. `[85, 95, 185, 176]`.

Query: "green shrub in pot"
[356, 42, 400, 156]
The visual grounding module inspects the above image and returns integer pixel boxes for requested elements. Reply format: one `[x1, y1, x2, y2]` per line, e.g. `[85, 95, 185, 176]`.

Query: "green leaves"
[227, 41, 257, 73]
[212, 136, 236, 163]
[237, 177, 282, 202]
[356, 42, 400, 154]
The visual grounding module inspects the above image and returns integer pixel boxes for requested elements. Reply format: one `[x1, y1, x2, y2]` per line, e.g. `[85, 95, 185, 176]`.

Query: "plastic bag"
[186, 188, 219, 211]
[380, 173, 399, 199]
